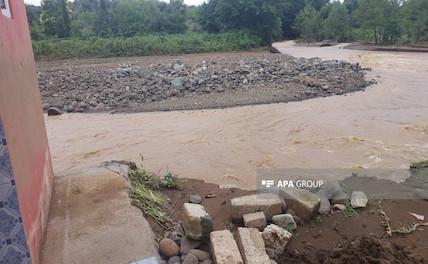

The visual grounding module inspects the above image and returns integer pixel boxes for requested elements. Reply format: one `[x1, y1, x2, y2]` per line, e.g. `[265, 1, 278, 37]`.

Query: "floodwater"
[46, 42, 428, 190]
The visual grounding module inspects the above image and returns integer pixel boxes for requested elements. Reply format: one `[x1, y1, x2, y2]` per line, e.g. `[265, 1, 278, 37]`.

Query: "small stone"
[189, 195, 202, 204]
[279, 188, 320, 220]
[159, 238, 179, 258]
[168, 256, 181, 264]
[188, 249, 210, 262]
[333, 204, 346, 211]
[317, 190, 331, 215]
[182, 203, 213, 240]
[210, 230, 244, 264]
[271, 214, 297, 232]
[179, 238, 201, 255]
[236, 228, 270, 264]
[230, 193, 283, 222]
[182, 253, 198, 264]
[243, 212, 267, 231]
[261, 224, 292, 259]
[47, 107, 63, 116]
[172, 77, 184, 88]
[351, 191, 368, 208]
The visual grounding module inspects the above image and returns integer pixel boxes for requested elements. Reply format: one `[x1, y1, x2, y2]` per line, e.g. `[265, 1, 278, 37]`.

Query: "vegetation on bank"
[32, 33, 262, 60]
[27, 0, 428, 60]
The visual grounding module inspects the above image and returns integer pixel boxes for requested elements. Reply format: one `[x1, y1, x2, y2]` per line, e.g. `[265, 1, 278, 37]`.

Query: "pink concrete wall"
[0, 1, 54, 264]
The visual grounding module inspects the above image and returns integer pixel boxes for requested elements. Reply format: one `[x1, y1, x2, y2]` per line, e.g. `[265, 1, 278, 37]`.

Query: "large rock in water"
[236, 228, 270, 264]
[261, 224, 292, 259]
[230, 193, 283, 222]
[350, 191, 368, 208]
[182, 203, 213, 240]
[210, 230, 244, 264]
[279, 188, 320, 220]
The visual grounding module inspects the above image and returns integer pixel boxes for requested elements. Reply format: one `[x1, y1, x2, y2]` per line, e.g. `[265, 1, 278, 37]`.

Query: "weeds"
[33, 32, 262, 60]
[343, 200, 359, 217]
[128, 155, 178, 229]
[410, 160, 428, 170]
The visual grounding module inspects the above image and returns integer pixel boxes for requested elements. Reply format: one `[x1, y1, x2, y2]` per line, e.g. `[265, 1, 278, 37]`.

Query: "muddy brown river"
[46, 42, 428, 189]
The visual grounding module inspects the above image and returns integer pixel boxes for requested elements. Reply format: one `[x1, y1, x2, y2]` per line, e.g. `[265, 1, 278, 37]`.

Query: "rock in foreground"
[210, 230, 244, 264]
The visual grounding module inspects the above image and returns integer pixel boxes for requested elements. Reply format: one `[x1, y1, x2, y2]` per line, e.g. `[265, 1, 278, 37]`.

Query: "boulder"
[182, 203, 213, 240]
[350, 191, 368, 208]
[320, 181, 342, 199]
[236, 228, 270, 264]
[47, 107, 63, 116]
[261, 224, 292, 259]
[182, 253, 198, 264]
[230, 193, 283, 222]
[159, 238, 179, 258]
[279, 188, 320, 220]
[210, 230, 244, 264]
[168, 256, 181, 264]
[271, 214, 297, 232]
[317, 190, 331, 215]
[179, 238, 201, 255]
[188, 249, 210, 262]
[189, 194, 202, 204]
[243, 212, 267, 231]
[331, 191, 348, 204]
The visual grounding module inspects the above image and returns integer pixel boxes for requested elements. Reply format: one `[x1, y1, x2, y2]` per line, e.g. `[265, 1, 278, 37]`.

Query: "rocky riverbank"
[37, 52, 374, 113]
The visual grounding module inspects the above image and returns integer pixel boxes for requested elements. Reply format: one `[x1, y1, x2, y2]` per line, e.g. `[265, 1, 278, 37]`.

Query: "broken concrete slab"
[210, 230, 244, 264]
[182, 203, 213, 240]
[331, 191, 349, 204]
[230, 193, 283, 222]
[261, 224, 292, 259]
[350, 191, 368, 208]
[236, 228, 270, 264]
[271, 214, 297, 232]
[279, 188, 320, 220]
[41, 173, 158, 264]
[243, 212, 267, 231]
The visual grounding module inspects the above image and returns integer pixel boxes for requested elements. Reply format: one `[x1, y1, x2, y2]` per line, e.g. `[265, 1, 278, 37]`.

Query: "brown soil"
[148, 178, 428, 264]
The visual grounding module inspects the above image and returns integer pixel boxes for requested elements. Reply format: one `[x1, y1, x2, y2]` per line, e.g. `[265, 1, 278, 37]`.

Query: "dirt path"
[46, 43, 428, 190]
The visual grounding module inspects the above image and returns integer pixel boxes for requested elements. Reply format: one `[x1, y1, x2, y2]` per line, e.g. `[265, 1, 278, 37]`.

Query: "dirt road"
[46, 43, 428, 189]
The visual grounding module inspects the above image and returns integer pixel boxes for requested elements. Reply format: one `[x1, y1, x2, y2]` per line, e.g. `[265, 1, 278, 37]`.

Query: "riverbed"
[46, 42, 428, 189]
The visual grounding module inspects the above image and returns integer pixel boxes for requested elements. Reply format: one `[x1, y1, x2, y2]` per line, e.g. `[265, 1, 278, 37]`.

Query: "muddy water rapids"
[46, 41, 428, 189]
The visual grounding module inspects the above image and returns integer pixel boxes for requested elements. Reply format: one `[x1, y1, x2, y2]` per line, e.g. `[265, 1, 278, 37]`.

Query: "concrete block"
[236, 228, 270, 264]
[243, 212, 267, 231]
[182, 203, 213, 240]
[210, 230, 244, 264]
[279, 188, 320, 220]
[261, 225, 292, 259]
[231, 193, 283, 222]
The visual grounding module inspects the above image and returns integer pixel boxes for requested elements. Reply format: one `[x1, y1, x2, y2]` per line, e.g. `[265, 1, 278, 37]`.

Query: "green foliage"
[128, 156, 177, 227]
[198, 0, 285, 45]
[32, 32, 262, 60]
[294, 4, 322, 41]
[40, 0, 72, 38]
[323, 2, 350, 42]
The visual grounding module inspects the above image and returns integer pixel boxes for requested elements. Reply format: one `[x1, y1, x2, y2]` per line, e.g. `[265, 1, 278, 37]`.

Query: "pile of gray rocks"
[38, 54, 373, 113]
[157, 182, 368, 264]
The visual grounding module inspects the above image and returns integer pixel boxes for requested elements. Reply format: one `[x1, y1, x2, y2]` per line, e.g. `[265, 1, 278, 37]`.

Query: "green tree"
[26, 4, 44, 40]
[40, 0, 72, 38]
[294, 4, 322, 41]
[323, 2, 350, 41]
[402, 0, 428, 43]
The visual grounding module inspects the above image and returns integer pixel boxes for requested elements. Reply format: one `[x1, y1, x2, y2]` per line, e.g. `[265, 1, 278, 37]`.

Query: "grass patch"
[343, 200, 359, 217]
[410, 160, 428, 170]
[128, 156, 178, 229]
[33, 32, 263, 61]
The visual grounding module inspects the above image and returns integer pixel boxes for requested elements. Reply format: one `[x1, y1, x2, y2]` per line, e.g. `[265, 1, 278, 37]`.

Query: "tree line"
[27, 0, 428, 45]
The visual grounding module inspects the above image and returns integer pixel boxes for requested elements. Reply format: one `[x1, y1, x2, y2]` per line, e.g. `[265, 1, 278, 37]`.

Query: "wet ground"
[45, 42, 428, 189]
